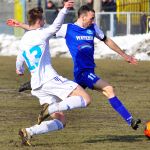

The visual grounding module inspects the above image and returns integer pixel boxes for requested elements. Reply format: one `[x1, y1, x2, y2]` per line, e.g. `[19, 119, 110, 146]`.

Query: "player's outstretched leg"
[38, 95, 89, 124]
[19, 118, 65, 146]
[18, 81, 31, 92]
[109, 96, 141, 130]
[95, 80, 141, 130]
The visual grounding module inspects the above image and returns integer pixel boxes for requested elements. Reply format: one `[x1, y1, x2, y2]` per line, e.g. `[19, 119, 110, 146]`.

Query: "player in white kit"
[7, 0, 91, 146]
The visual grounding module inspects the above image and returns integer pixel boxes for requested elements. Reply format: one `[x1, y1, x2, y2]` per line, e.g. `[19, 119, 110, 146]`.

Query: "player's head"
[27, 7, 45, 27]
[77, 5, 95, 27]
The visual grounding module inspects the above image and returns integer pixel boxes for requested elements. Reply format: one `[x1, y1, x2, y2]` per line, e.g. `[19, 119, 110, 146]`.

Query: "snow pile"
[0, 33, 150, 60]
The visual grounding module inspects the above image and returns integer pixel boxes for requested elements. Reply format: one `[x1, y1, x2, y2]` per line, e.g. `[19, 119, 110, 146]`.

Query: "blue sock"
[109, 96, 132, 125]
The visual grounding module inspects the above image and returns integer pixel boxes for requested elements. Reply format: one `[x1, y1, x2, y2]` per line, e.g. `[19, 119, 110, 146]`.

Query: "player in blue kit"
[56, 5, 141, 130]
[7, 5, 141, 130]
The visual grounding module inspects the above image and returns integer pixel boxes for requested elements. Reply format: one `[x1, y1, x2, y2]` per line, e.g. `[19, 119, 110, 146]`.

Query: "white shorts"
[31, 75, 78, 105]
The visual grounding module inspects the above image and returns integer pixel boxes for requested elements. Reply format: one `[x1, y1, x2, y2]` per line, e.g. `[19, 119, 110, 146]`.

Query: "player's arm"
[43, 0, 74, 36]
[16, 50, 25, 76]
[6, 1, 74, 33]
[104, 38, 137, 65]
[56, 24, 68, 38]
[6, 19, 30, 30]
[94, 24, 137, 65]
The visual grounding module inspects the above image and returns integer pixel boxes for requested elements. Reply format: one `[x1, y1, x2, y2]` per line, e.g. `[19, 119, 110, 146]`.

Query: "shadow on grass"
[13, 135, 148, 148]
[84, 135, 145, 143]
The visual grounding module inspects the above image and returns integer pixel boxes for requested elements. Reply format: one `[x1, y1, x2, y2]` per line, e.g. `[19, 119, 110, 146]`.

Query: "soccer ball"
[144, 121, 150, 139]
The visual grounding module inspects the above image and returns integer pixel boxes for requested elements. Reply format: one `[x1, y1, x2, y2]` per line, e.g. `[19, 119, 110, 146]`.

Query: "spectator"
[46, 0, 58, 11]
[58, 0, 74, 11]
[45, 0, 59, 24]
[101, 0, 117, 36]
[58, 0, 75, 23]
[86, 0, 93, 9]
[102, 0, 116, 12]
[140, 13, 147, 34]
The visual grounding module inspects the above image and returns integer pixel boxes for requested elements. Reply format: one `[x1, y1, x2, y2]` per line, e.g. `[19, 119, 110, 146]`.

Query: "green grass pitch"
[0, 56, 150, 150]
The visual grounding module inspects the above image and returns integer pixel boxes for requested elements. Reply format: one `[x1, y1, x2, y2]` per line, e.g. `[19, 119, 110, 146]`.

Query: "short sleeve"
[56, 24, 68, 38]
[94, 24, 106, 41]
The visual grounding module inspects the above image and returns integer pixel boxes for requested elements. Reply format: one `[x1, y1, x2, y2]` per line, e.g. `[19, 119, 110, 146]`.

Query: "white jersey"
[16, 8, 68, 90]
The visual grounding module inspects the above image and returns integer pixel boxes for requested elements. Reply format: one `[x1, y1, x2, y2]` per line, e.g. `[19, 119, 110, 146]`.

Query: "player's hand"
[16, 70, 24, 76]
[124, 55, 138, 65]
[63, 0, 74, 9]
[6, 19, 20, 27]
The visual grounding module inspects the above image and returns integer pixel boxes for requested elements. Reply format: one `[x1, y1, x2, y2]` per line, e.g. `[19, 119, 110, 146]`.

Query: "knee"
[85, 95, 92, 106]
[80, 93, 92, 106]
[102, 85, 115, 98]
[79, 87, 92, 106]
[70, 85, 92, 106]
[50, 112, 66, 127]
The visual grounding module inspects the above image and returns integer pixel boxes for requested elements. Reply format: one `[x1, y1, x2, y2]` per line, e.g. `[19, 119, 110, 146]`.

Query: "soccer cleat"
[38, 103, 50, 125]
[131, 118, 141, 130]
[18, 81, 31, 92]
[18, 128, 32, 146]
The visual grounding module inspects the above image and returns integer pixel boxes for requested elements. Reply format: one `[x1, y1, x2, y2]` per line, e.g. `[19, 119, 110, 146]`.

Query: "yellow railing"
[116, 0, 150, 25]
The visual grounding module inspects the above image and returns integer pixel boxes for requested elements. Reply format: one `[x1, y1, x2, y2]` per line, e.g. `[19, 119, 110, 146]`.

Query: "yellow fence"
[116, 0, 150, 25]
[14, 0, 25, 36]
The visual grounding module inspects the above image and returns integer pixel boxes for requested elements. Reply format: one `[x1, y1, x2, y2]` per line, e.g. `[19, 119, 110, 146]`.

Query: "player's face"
[83, 11, 95, 28]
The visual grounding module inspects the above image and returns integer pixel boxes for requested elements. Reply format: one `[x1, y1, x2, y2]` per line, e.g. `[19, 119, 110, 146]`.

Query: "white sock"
[48, 96, 87, 114]
[26, 119, 63, 136]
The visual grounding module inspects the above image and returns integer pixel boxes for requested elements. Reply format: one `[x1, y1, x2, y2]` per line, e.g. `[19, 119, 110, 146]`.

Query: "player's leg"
[19, 112, 65, 146]
[93, 79, 141, 129]
[37, 94, 90, 125]
[34, 77, 91, 124]
[75, 70, 141, 129]
[47, 85, 91, 115]
[44, 77, 91, 113]
[69, 84, 91, 105]
[28, 112, 65, 136]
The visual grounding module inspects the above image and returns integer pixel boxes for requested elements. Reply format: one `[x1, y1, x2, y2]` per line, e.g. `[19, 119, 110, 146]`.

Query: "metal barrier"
[0, 1, 149, 37]
[116, 0, 150, 14]
[95, 12, 150, 37]
[45, 9, 76, 24]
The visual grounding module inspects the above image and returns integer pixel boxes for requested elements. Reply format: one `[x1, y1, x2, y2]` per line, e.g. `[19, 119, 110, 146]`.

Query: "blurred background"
[0, 0, 150, 37]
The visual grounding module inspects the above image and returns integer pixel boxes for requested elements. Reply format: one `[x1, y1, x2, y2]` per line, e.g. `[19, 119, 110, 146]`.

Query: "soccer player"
[7, 1, 92, 146]
[7, 5, 141, 131]
[56, 5, 141, 130]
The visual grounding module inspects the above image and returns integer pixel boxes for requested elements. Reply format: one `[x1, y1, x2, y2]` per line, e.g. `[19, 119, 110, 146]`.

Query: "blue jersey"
[56, 23, 105, 88]
[57, 23, 105, 75]
[66, 23, 96, 75]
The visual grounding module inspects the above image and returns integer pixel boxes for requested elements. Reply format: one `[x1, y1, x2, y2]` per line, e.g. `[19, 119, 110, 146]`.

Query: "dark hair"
[27, 7, 43, 25]
[78, 5, 95, 18]
[47, 0, 54, 5]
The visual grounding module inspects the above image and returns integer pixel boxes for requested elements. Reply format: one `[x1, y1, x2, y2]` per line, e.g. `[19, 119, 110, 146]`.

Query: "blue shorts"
[74, 70, 100, 89]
